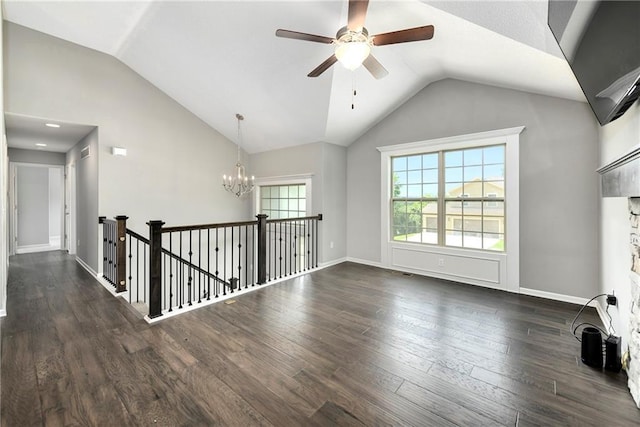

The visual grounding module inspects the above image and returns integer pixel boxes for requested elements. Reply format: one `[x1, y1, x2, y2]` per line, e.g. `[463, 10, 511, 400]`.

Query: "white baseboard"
[0, 308, 6, 317]
[345, 257, 384, 268]
[75, 256, 98, 277]
[519, 287, 598, 307]
[75, 257, 120, 296]
[16, 243, 60, 254]
[319, 257, 347, 268]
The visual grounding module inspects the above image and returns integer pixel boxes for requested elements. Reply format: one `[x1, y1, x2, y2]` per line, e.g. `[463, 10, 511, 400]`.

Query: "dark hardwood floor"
[2, 251, 638, 426]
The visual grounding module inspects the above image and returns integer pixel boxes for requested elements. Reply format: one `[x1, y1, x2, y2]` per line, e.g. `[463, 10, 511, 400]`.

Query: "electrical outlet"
[438, 259, 444, 267]
[330, 241, 334, 249]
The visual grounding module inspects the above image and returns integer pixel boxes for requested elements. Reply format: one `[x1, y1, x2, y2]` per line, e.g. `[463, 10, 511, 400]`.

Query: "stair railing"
[100, 213, 323, 319]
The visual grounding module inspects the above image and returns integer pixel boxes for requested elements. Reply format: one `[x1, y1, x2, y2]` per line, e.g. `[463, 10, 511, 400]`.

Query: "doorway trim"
[9, 162, 66, 255]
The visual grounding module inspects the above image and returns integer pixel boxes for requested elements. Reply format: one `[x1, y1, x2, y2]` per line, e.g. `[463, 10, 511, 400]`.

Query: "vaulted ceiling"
[3, 1, 584, 153]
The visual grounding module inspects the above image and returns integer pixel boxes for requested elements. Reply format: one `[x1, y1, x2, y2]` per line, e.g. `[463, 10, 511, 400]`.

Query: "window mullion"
[437, 150, 445, 246]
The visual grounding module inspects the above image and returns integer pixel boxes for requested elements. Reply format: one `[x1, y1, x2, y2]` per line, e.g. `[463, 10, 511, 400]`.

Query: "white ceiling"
[5, 113, 96, 153]
[3, 0, 584, 154]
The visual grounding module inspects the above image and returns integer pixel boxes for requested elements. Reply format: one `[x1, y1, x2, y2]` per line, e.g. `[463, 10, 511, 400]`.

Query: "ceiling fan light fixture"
[335, 40, 371, 70]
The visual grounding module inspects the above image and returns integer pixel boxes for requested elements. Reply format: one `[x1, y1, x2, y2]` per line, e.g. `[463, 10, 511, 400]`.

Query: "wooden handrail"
[161, 214, 323, 233]
[266, 214, 323, 224]
[162, 219, 257, 233]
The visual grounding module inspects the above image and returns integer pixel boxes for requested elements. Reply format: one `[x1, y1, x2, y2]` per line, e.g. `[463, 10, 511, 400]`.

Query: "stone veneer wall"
[629, 198, 639, 407]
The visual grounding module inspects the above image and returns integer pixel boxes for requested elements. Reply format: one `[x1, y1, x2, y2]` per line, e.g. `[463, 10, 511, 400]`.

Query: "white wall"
[347, 78, 600, 298]
[599, 101, 640, 348]
[5, 22, 252, 272]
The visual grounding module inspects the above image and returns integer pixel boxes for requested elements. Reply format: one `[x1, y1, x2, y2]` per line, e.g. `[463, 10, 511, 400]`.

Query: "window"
[391, 144, 505, 251]
[260, 184, 306, 219]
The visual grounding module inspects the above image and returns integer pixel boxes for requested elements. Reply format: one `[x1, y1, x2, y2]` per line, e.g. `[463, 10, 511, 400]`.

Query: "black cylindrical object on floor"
[581, 327, 603, 368]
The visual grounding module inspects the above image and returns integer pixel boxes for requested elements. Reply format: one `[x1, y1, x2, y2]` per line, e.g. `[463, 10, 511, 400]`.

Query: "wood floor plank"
[1, 330, 43, 426]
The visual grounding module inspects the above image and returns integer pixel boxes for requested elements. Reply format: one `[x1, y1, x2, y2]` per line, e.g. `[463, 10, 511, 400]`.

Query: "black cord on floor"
[570, 293, 607, 342]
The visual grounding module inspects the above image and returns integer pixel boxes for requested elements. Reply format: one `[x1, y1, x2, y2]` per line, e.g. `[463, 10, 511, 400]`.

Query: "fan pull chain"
[351, 73, 357, 110]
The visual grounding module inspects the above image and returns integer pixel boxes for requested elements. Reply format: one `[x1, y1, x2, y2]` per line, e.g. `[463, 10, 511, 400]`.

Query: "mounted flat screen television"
[548, 0, 640, 126]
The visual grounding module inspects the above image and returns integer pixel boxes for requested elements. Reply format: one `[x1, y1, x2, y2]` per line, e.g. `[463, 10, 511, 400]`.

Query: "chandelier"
[222, 113, 255, 197]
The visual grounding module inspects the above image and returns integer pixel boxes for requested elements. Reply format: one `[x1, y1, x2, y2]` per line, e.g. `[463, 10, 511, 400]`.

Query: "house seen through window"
[392, 144, 505, 251]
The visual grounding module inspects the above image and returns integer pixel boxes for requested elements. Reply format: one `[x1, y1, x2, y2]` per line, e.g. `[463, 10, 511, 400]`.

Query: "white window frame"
[378, 127, 523, 293]
[253, 174, 313, 218]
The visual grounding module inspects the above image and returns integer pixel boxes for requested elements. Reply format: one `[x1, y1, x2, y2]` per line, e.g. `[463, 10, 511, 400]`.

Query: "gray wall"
[8, 148, 66, 165]
[0, 10, 6, 315]
[250, 142, 347, 264]
[66, 129, 99, 272]
[347, 78, 600, 298]
[4, 22, 249, 253]
[321, 142, 347, 262]
[48, 167, 62, 241]
[16, 166, 49, 246]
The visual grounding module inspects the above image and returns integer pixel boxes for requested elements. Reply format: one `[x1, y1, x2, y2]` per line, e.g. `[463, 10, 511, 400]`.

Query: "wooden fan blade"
[276, 29, 334, 44]
[372, 25, 434, 46]
[363, 54, 388, 80]
[308, 55, 338, 77]
[348, 0, 369, 31]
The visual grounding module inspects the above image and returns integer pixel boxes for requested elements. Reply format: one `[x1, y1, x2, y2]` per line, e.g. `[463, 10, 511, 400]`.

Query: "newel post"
[148, 220, 165, 319]
[115, 215, 128, 293]
[256, 214, 268, 284]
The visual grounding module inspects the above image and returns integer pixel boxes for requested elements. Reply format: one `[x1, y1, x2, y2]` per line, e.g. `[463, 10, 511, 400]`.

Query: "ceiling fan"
[275, 0, 434, 79]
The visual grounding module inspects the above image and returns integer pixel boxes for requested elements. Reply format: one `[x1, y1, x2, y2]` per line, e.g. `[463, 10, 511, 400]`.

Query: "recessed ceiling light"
[45, 123, 60, 128]
[36, 143, 47, 147]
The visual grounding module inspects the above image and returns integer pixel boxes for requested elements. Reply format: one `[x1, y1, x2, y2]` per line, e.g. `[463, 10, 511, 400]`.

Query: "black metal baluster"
[207, 229, 211, 301]
[215, 228, 220, 298]
[293, 223, 298, 274]
[288, 221, 292, 276]
[179, 231, 183, 309]
[315, 217, 319, 268]
[198, 229, 202, 303]
[244, 225, 248, 289]
[168, 233, 173, 311]
[163, 253, 167, 310]
[188, 230, 193, 306]
[307, 219, 311, 271]
[232, 227, 234, 293]
[237, 226, 242, 290]
[128, 236, 133, 302]
[223, 227, 227, 296]
[111, 222, 115, 284]
[143, 243, 147, 304]
[279, 222, 283, 278]
[107, 223, 112, 283]
[252, 223, 256, 286]
[302, 219, 306, 271]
